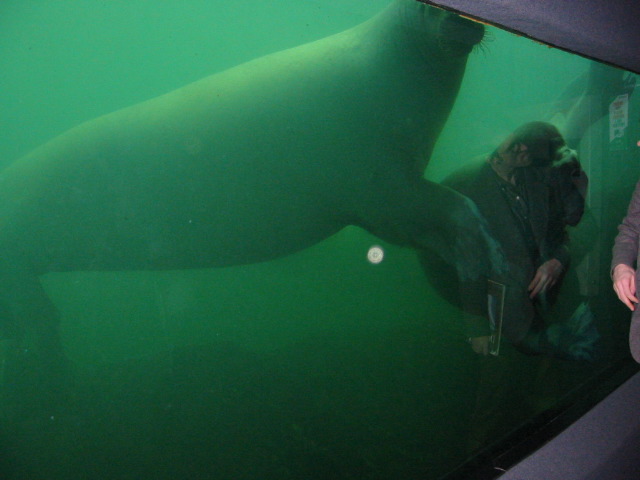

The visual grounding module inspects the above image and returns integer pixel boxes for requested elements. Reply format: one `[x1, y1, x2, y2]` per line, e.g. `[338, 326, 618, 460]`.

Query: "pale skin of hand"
[528, 258, 564, 299]
[471, 336, 491, 356]
[470, 258, 564, 355]
[612, 263, 638, 311]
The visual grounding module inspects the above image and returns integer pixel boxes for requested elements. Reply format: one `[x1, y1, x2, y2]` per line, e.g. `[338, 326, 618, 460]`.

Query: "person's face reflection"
[499, 142, 532, 169]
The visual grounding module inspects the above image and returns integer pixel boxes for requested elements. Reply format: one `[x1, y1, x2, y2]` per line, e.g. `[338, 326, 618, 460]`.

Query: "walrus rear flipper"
[0, 272, 69, 418]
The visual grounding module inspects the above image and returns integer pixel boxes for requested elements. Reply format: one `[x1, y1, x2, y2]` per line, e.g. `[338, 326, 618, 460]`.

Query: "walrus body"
[0, 0, 496, 356]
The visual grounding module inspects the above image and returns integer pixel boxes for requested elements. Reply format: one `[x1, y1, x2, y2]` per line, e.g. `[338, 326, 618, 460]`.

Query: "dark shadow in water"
[1, 319, 481, 480]
[0, 315, 605, 480]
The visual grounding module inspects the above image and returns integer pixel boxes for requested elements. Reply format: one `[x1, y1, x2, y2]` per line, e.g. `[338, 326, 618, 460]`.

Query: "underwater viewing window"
[0, 1, 637, 479]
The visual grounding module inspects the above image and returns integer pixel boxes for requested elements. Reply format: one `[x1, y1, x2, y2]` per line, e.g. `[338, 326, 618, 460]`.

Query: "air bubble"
[367, 246, 384, 264]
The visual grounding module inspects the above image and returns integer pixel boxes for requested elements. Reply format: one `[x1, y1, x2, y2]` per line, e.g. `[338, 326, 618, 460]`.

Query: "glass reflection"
[0, 1, 637, 479]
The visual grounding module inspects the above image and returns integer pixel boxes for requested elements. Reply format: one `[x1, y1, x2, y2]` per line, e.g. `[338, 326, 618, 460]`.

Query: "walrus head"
[397, 1, 485, 61]
[437, 11, 485, 56]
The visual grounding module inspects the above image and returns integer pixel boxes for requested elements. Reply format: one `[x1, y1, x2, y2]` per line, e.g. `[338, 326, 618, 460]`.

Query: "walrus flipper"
[355, 170, 506, 281]
[421, 183, 507, 281]
[0, 270, 67, 388]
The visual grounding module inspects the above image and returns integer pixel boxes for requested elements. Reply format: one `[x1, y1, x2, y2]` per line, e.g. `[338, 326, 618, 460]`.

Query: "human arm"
[548, 148, 587, 226]
[458, 273, 495, 356]
[528, 170, 571, 299]
[528, 257, 564, 299]
[528, 210, 569, 299]
[612, 263, 637, 311]
[611, 180, 640, 309]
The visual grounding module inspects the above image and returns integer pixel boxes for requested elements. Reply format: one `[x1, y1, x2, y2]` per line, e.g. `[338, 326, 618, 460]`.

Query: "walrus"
[0, 0, 501, 368]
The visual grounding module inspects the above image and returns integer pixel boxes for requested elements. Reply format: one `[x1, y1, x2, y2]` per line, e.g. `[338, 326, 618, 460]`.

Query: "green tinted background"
[0, 1, 636, 479]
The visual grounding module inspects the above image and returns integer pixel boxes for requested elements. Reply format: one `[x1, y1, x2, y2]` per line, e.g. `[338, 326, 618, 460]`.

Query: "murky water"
[0, 1, 637, 478]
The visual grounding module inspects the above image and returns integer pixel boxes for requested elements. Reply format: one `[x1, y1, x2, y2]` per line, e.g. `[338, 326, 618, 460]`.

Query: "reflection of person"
[429, 64, 632, 454]
[443, 122, 584, 355]
[441, 122, 589, 451]
[611, 180, 640, 362]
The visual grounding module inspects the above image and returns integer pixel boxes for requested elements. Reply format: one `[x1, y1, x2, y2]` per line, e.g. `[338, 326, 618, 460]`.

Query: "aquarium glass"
[0, 1, 637, 479]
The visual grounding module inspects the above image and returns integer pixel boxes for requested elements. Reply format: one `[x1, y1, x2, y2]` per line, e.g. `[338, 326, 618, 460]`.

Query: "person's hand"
[470, 336, 491, 355]
[612, 263, 638, 311]
[528, 258, 564, 298]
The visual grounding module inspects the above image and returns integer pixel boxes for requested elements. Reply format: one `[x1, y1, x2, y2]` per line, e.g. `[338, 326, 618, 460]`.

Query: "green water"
[0, 1, 637, 479]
